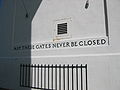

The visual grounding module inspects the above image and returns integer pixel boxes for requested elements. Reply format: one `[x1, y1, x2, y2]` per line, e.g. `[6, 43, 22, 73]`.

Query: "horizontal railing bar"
[20, 64, 87, 68]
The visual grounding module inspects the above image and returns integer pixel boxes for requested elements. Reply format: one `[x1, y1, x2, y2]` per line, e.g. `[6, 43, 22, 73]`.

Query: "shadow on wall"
[0, 0, 42, 90]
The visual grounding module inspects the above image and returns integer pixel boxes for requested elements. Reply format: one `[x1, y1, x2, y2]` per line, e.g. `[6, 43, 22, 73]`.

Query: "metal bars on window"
[57, 23, 67, 35]
[20, 64, 88, 90]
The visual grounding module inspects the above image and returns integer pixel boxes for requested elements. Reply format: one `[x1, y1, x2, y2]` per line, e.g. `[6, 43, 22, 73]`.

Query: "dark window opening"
[57, 23, 67, 35]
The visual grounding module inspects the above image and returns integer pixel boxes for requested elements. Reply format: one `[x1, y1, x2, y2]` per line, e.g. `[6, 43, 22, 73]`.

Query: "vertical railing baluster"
[55, 65, 57, 90]
[22, 64, 25, 86]
[44, 64, 46, 89]
[34, 64, 36, 88]
[67, 65, 69, 90]
[41, 64, 43, 88]
[48, 65, 50, 89]
[26, 64, 28, 86]
[31, 64, 33, 88]
[37, 64, 39, 88]
[20, 64, 22, 86]
[81, 64, 83, 90]
[25, 64, 27, 86]
[28, 64, 30, 87]
[63, 65, 65, 90]
[72, 64, 74, 90]
[59, 65, 61, 90]
[76, 65, 78, 90]
[52, 64, 53, 90]
[85, 64, 88, 90]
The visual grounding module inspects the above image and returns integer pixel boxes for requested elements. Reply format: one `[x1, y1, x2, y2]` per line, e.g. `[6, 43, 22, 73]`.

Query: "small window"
[57, 23, 67, 35]
[53, 18, 72, 41]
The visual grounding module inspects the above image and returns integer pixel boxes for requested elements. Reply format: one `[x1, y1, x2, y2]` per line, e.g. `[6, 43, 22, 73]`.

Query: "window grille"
[20, 64, 88, 90]
[57, 23, 67, 35]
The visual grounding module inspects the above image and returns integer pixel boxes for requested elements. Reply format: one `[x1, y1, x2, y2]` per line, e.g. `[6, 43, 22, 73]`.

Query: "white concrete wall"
[30, 0, 120, 56]
[31, 55, 120, 90]
[32, 0, 106, 42]
[0, 0, 120, 90]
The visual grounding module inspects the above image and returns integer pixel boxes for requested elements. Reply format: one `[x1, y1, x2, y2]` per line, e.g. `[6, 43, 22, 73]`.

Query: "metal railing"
[20, 64, 88, 90]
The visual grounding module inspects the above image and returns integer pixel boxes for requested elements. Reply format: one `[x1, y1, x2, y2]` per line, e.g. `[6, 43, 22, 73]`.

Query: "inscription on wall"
[14, 37, 108, 51]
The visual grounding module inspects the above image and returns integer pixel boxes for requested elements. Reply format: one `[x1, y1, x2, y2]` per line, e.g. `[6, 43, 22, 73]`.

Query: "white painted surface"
[30, 0, 120, 56]
[32, 0, 106, 42]
[0, 0, 120, 90]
